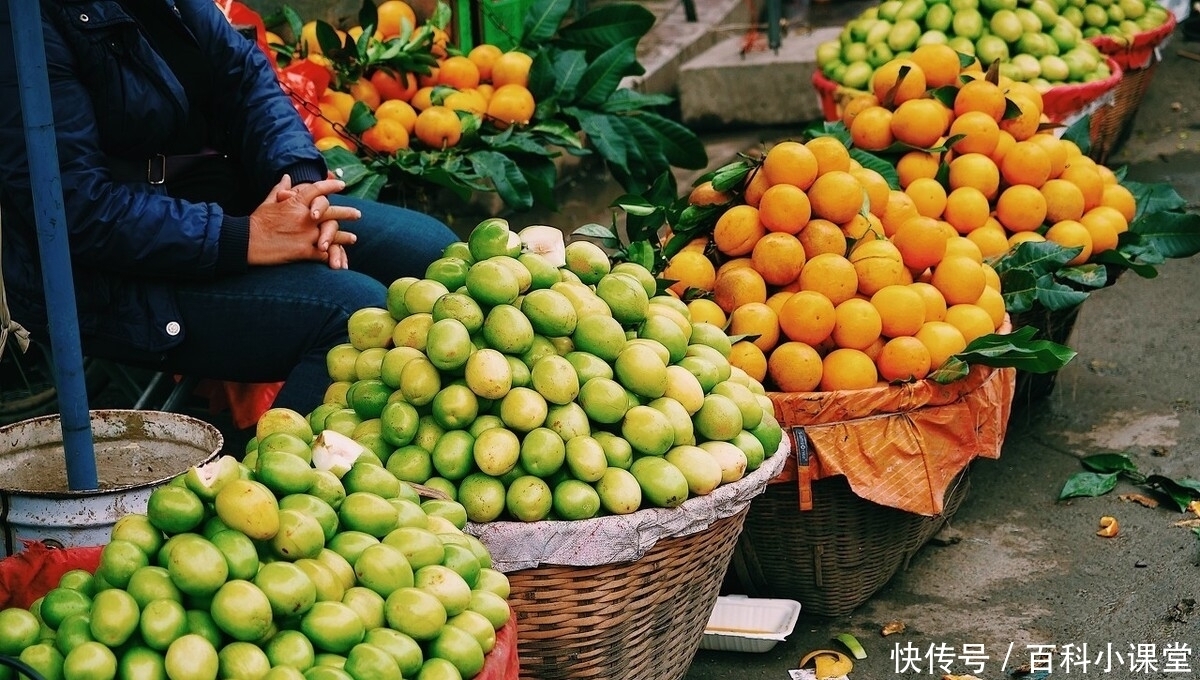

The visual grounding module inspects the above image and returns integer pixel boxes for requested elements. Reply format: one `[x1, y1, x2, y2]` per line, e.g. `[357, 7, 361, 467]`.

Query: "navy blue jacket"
[0, 0, 327, 352]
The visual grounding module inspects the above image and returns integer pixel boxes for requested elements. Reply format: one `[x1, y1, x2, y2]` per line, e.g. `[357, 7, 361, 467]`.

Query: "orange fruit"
[974, 285, 1006, 329]
[876, 336, 932, 382]
[766, 291, 794, 317]
[892, 215, 949, 270]
[1100, 183, 1137, 222]
[713, 266, 768, 314]
[662, 250, 717, 297]
[376, 0, 417, 38]
[948, 110, 1000, 157]
[349, 79, 381, 110]
[947, 153, 1000, 200]
[909, 43, 962, 88]
[717, 257, 754, 278]
[370, 69, 419, 103]
[890, 98, 948, 149]
[880, 190, 921, 237]
[896, 150, 940, 189]
[410, 86, 436, 111]
[967, 223, 1011, 259]
[820, 348, 879, 391]
[988, 129, 1016, 165]
[742, 168, 771, 208]
[1040, 178, 1086, 223]
[751, 232, 807, 287]
[841, 94, 880, 129]
[909, 281, 948, 323]
[995, 184, 1048, 233]
[429, 27, 450, 59]
[942, 186, 990, 234]
[849, 106, 895, 152]
[767, 342, 823, 392]
[915, 320, 967, 369]
[713, 204, 767, 256]
[361, 117, 410, 154]
[467, 44, 503, 82]
[954, 79, 1007, 122]
[728, 341, 768, 383]
[1000, 140, 1052, 188]
[321, 90, 356, 121]
[805, 136, 852, 175]
[797, 220, 849, 259]
[689, 181, 733, 207]
[1060, 164, 1105, 211]
[944, 303, 996, 344]
[1044, 220, 1093, 265]
[931, 255, 987, 305]
[849, 239, 906, 296]
[438, 55, 481, 90]
[1028, 133, 1068, 179]
[413, 105, 463, 148]
[1008, 231, 1046, 248]
[762, 141, 819, 190]
[809, 171, 865, 224]
[778, 290, 837, 346]
[418, 65, 441, 88]
[999, 95, 1041, 141]
[1005, 81, 1044, 115]
[375, 99, 418, 133]
[1080, 207, 1123, 254]
[831, 297, 883, 351]
[757, 184, 812, 234]
[851, 168, 891, 217]
[729, 302, 781, 353]
[871, 59, 926, 106]
[688, 298, 727, 328]
[485, 84, 535, 129]
[491, 51, 533, 88]
[315, 136, 354, 152]
[869, 284, 927, 338]
[904, 177, 948, 219]
[944, 235, 983, 263]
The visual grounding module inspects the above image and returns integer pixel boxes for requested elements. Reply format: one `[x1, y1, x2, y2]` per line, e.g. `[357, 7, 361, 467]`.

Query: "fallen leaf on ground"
[1188, 500, 1200, 517]
[881, 621, 906, 636]
[1119, 493, 1160, 509]
[1172, 518, 1200, 528]
[1096, 516, 1119, 537]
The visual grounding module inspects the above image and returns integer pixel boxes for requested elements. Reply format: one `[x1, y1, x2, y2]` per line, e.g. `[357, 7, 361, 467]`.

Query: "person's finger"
[327, 244, 349, 270]
[260, 174, 293, 207]
[330, 229, 357, 246]
[309, 195, 330, 221]
[294, 178, 346, 203]
[316, 220, 341, 252]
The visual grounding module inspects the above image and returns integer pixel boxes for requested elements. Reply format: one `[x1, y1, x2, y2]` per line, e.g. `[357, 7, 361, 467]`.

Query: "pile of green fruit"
[817, 0, 1174, 90]
[0, 446, 512, 680]
[310, 218, 784, 523]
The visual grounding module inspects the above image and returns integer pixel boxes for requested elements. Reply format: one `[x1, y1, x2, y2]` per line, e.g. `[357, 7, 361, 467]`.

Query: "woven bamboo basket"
[732, 462, 971, 618]
[468, 448, 787, 680]
[1087, 13, 1177, 163]
[730, 363, 1013, 618]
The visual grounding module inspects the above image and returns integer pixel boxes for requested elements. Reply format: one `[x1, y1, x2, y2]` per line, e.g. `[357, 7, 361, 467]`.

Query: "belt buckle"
[147, 154, 167, 185]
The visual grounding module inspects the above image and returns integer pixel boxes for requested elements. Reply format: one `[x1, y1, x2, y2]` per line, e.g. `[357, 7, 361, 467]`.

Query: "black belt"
[108, 151, 229, 185]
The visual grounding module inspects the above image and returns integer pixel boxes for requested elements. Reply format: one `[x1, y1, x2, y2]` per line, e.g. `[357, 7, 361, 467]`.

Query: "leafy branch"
[1060, 453, 1200, 512]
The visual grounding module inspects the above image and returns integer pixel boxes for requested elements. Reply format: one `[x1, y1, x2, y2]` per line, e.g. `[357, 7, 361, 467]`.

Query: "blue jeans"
[112, 196, 455, 418]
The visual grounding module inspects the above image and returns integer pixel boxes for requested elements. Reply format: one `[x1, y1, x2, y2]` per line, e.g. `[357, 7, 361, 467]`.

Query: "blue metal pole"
[8, 1, 97, 490]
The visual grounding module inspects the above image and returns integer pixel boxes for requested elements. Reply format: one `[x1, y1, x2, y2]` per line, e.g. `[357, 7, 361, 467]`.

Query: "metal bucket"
[0, 409, 222, 555]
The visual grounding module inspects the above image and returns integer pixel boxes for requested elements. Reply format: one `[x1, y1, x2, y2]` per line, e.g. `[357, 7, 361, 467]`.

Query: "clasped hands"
[247, 174, 360, 269]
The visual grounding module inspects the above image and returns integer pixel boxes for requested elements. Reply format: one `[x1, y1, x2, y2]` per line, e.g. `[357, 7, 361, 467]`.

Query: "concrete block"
[678, 26, 843, 129]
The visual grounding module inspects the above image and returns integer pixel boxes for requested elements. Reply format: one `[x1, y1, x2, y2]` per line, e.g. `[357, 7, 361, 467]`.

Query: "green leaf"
[357, 0, 379, 35]
[575, 110, 629, 172]
[929, 85, 958, 108]
[1056, 263, 1108, 289]
[1034, 273, 1091, 311]
[613, 194, 660, 217]
[315, 21, 342, 56]
[342, 171, 387, 201]
[532, 49, 588, 102]
[602, 88, 675, 113]
[627, 112, 708, 170]
[625, 240, 657, 271]
[518, 155, 559, 210]
[281, 6, 305, 49]
[573, 37, 640, 107]
[998, 268, 1039, 314]
[481, 129, 556, 156]
[1129, 209, 1200, 259]
[1093, 247, 1160, 279]
[1144, 475, 1200, 512]
[611, 116, 668, 178]
[804, 120, 852, 146]
[1124, 180, 1187, 221]
[929, 356, 970, 384]
[993, 240, 1084, 279]
[555, 4, 656, 50]
[529, 119, 587, 150]
[953, 326, 1077, 373]
[709, 161, 752, 193]
[468, 150, 533, 210]
[523, 0, 572, 45]
[1080, 453, 1140, 476]
[849, 149, 901, 190]
[1059, 471, 1118, 499]
[573, 223, 621, 249]
[346, 101, 376, 136]
[1060, 114, 1092, 154]
[322, 147, 372, 187]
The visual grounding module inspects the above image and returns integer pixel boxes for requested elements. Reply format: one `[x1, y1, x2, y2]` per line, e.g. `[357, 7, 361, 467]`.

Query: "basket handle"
[789, 426, 814, 512]
[0, 655, 47, 680]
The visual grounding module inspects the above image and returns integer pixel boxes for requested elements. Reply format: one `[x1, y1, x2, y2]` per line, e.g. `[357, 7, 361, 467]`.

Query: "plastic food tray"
[699, 595, 802, 653]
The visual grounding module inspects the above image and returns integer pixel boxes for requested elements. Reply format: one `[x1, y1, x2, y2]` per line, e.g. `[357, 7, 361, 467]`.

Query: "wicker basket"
[732, 459, 971, 618]
[468, 449, 787, 680]
[1086, 13, 1177, 163]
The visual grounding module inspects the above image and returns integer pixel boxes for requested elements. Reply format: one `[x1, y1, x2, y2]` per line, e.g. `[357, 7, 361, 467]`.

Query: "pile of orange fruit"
[663, 44, 1137, 394]
[276, 1, 537, 154]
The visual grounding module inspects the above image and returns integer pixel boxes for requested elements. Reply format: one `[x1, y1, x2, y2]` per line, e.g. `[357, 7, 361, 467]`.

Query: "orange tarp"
[769, 363, 1016, 517]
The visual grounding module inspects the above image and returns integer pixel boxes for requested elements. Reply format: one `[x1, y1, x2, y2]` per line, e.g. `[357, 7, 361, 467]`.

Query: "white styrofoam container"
[699, 595, 802, 653]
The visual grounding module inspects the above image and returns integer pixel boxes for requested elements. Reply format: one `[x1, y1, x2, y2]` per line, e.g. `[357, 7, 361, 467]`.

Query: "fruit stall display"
[628, 47, 1200, 613]
[0, 445, 519, 680]
[240, 0, 708, 219]
[305, 217, 786, 679]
